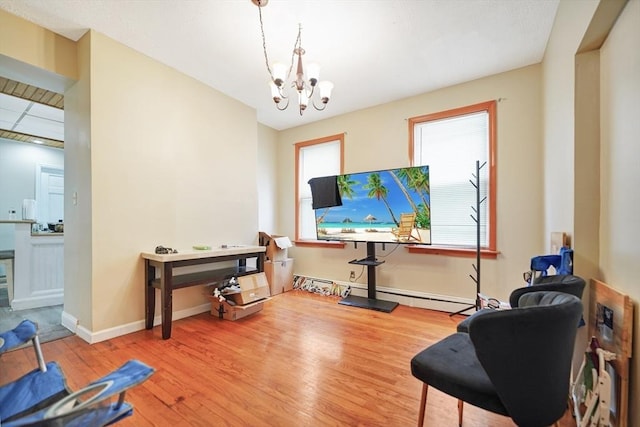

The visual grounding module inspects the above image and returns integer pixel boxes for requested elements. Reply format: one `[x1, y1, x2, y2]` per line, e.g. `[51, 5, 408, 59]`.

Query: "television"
[312, 166, 430, 245]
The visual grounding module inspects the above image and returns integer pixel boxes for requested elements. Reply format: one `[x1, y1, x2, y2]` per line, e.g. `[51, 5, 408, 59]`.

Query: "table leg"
[161, 262, 173, 339]
[144, 260, 155, 330]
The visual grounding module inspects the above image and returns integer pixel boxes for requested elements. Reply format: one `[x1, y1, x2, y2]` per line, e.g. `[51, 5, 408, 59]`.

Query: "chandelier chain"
[257, 4, 298, 83]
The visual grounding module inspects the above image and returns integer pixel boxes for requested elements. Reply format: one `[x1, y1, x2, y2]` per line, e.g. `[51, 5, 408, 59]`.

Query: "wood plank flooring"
[1, 291, 577, 426]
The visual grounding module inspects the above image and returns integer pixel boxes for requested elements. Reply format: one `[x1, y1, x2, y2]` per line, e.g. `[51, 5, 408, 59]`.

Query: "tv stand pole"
[339, 241, 399, 313]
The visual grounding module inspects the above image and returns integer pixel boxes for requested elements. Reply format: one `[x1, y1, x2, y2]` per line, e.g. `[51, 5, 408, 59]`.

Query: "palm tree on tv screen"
[363, 172, 399, 226]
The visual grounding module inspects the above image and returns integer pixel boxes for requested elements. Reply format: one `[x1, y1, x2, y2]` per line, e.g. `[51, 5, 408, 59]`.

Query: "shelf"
[348, 257, 384, 267]
[151, 266, 259, 290]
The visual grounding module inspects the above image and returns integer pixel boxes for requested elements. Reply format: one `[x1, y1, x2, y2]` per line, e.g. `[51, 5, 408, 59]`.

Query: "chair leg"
[458, 399, 464, 427]
[417, 383, 428, 427]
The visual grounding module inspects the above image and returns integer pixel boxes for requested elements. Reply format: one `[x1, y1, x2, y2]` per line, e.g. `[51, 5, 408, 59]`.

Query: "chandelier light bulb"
[269, 81, 281, 102]
[271, 62, 287, 87]
[318, 81, 334, 103]
[306, 63, 320, 86]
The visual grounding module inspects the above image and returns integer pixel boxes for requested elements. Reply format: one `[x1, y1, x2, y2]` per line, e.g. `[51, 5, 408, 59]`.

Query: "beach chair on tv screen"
[391, 213, 421, 243]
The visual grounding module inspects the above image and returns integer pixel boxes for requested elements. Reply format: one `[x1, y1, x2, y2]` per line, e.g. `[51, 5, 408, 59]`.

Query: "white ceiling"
[0, 92, 64, 141]
[0, 0, 560, 131]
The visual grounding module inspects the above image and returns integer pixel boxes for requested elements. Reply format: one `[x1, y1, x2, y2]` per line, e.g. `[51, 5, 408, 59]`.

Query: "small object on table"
[193, 245, 212, 250]
[155, 246, 177, 254]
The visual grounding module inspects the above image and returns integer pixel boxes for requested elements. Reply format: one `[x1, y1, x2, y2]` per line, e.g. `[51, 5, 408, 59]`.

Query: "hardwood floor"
[1, 291, 577, 426]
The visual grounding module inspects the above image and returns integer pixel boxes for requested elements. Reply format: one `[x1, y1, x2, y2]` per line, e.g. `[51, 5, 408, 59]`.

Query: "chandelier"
[252, 0, 334, 115]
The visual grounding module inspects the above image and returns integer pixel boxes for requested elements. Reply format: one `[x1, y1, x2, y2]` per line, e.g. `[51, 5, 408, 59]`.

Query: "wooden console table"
[141, 246, 265, 339]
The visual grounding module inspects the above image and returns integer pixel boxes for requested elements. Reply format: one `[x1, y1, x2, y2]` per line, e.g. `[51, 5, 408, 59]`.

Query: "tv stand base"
[339, 295, 398, 313]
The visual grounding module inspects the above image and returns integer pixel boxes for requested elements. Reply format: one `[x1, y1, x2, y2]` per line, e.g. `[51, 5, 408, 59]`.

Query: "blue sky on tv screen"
[316, 166, 429, 226]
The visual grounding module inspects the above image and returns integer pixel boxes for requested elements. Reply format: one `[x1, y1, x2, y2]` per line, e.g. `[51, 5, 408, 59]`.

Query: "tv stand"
[340, 241, 399, 313]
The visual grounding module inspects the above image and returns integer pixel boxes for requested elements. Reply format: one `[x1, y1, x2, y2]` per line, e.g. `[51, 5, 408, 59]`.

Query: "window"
[409, 101, 496, 250]
[295, 134, 344, 241]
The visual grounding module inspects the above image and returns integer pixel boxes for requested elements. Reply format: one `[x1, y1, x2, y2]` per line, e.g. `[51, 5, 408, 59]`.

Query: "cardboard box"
[224, 272, 271, 305]
[209, 297, 264, 321]
[264, 258, 294, 295]
[259, 231, 293, 262]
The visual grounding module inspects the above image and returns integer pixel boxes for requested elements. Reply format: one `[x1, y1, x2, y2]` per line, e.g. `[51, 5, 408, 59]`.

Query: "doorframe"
[35, 163, 64, 225]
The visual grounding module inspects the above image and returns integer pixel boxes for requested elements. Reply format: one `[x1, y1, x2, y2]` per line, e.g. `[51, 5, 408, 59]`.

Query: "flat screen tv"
[313, 166, 430, 244]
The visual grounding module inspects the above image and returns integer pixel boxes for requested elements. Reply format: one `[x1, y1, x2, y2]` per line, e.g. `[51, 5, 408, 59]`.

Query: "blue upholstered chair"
[0, 320, 154, 426]
[411, 291, 583, 427]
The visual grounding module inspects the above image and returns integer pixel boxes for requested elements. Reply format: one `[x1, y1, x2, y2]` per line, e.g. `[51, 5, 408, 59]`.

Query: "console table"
[141, 246, 265, 339]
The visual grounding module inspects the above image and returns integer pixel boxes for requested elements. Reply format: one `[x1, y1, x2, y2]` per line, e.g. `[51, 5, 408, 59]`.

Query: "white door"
[36, 165, 64, 224]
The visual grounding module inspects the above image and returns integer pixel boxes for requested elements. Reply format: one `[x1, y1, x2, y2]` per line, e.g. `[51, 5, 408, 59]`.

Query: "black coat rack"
[451, 160, 487, 316]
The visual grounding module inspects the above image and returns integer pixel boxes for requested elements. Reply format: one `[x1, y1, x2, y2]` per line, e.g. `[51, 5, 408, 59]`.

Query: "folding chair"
[524, 247, 573, 285]
[0, 319, 154, 426]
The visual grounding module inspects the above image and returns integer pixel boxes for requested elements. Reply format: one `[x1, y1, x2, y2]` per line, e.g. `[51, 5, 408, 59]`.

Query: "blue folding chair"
[526, 247, 573, 285]
[0, 320, 154, 426]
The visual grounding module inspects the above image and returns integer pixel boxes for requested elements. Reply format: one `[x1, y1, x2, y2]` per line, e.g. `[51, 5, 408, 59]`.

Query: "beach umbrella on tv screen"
[363, 214, 376, 224]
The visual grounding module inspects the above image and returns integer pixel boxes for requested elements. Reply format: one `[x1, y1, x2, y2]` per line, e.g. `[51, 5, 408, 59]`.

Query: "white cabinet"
[12, 222, 63, 310]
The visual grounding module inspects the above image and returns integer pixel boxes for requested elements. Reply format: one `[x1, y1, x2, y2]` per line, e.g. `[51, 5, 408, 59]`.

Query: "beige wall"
[600, 0, 640, 424]
[1, 11, 262, 336]
[541, 0, 599, 251]
[81, 31, 259, 332]
[63, 31, 93, 328]
[257, 123, 279, 234]
[277, 65, 543, 303]
[0, 9, 76, 92]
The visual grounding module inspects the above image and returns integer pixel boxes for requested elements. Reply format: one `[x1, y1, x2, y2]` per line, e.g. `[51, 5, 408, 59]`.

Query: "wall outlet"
[349, 271, 356, 280]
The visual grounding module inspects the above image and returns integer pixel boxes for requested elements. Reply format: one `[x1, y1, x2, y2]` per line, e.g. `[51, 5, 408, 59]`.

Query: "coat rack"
[451, 160, 487, 316]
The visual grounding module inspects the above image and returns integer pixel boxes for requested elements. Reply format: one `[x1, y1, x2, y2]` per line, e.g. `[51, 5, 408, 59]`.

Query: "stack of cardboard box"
[259, 232, 294, 296]
[209, 272, 271, 321]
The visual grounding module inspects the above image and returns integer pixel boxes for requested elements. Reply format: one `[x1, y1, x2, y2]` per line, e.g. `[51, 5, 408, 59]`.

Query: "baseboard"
[309, 278, 476, 313]
[71, 281, 474, 343]
[74, 303, 211, 344]
[11, 293, 63, 311]
[61, 310, 78, 332]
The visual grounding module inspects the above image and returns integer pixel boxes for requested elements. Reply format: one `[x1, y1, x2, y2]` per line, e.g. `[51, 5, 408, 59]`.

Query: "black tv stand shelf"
[348, 256, 384, 267]
[340, 241, 398, 313]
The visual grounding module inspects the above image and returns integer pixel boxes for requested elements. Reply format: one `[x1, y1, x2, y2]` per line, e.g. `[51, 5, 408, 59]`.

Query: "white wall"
[599, 0, 640, 424]
[0, 138, 64, 249]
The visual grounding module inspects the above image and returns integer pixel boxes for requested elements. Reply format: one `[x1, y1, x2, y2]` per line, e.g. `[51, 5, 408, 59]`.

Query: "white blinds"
[299, 140, 341, 239]
[414, 111, 489, 246]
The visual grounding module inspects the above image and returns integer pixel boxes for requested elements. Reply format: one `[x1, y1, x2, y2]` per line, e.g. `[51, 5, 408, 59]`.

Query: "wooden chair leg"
[458, 399, 464, 427]
[418, 383, 428, 427]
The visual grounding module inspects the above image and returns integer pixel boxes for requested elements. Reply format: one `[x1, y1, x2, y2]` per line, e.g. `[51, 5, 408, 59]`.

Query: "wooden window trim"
[408, 100, 497, 252]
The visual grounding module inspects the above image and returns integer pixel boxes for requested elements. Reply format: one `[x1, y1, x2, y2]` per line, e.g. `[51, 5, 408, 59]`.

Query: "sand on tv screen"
[314, 166, 430, 245]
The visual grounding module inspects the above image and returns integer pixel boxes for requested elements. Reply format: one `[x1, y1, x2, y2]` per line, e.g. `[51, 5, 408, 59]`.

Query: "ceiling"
[0, 0, 560, 133]
[0, 78, 64, 148]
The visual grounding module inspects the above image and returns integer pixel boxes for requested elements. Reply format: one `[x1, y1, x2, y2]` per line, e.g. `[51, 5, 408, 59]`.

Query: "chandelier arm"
[275, 98, 290, 111]
[311, 100, 328, 111]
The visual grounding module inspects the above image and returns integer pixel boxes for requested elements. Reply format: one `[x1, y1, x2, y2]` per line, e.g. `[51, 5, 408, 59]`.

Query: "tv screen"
[313, 166, 430, 244]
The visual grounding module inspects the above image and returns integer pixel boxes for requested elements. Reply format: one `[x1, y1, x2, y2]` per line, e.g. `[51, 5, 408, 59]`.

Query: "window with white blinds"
[296, 136, 343, 240]
[411, 101, 495, 248]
